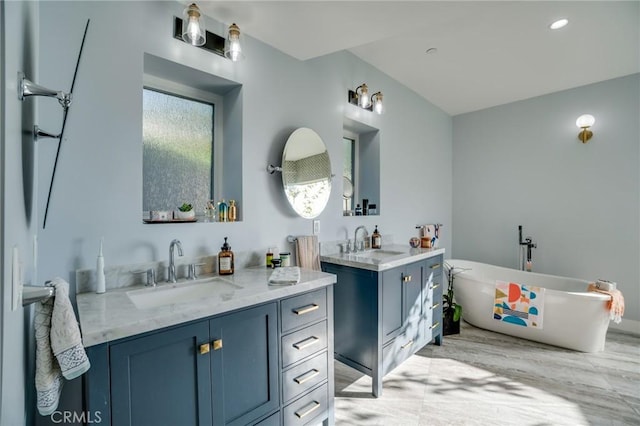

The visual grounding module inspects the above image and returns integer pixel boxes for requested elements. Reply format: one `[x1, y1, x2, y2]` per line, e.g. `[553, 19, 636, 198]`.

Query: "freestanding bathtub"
[447, 259, 612, 352]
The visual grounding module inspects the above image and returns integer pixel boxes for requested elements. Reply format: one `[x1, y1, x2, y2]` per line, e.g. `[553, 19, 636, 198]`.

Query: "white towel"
[295, 236, 321, 271]
[35, 278, 91, 416]
[35, 297, 64, 416]
[269, 266, 301, 285]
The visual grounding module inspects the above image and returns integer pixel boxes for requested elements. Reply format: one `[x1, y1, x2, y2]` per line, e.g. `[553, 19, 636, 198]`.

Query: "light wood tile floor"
[334, 322, 640, 425]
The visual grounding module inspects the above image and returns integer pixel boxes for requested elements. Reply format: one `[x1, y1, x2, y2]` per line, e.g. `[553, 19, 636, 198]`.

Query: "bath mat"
[493, 280, 545, 329]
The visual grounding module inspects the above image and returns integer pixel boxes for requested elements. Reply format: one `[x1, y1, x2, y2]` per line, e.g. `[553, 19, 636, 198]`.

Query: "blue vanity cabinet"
[323, 253, 443, 397]
[84, 286, 336, 426]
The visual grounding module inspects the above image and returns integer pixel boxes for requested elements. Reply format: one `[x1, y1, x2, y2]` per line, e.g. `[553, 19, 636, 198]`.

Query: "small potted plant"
[175, 203, 195, 220]
[443, 262, 464, 335]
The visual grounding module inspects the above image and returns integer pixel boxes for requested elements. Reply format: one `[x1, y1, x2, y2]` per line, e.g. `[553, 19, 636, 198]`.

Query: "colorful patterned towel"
[493, 280, 545, 329]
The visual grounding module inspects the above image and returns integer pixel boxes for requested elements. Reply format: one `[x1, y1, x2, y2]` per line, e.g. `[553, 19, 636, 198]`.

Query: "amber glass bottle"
[371, 225, 382, 249]
[218, 237, 234, 275]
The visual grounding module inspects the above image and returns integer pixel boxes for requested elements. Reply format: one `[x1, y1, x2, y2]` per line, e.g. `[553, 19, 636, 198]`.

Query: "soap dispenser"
[371, 226, 382, 249]
[218, 237, 234, 275]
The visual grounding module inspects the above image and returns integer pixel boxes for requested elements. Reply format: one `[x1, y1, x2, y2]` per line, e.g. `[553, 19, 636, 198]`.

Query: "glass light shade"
[372, 92, 384, 114]
[224, 23, 245, 62]
[576, 114, 595, 128]
[182, 3, 205, 46]
[357, 84, 370, 108]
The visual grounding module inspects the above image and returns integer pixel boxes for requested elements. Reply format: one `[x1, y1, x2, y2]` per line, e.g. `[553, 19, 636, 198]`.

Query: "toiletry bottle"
[355, 204, 363, 216]
[280, 252, 291, 267]
[218, 199, 228, 222]
[228, 200, 237, 222]
[96, 237, 106, 293]
[371, 226, 382, 249]
[218, 237, 234, 275]
[362, 199, 369, 216]
[266, 247, 273, 267]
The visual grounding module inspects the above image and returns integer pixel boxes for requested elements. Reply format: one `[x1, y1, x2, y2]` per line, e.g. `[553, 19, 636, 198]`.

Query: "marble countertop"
[77, 267, 336, 347]
[320, 244, 445, 271]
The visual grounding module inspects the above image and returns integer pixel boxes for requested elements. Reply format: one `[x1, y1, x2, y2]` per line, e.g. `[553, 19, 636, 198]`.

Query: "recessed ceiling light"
[549, 18, 569, 30]
[425, 47, 438, 55]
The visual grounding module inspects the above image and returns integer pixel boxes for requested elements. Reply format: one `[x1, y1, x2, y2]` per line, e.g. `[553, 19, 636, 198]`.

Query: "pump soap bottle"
[96, 237, 106, 293]
[218, 237, 234, 275]
[371, 226, 382, 249]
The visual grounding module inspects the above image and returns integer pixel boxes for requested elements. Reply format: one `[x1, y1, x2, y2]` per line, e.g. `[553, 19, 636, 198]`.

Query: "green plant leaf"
[453, 305, 462, 322]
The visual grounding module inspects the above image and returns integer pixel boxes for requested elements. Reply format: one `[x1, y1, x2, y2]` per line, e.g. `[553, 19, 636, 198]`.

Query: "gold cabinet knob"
[212, 339, 223, 350]
[199, 343, 210, 355]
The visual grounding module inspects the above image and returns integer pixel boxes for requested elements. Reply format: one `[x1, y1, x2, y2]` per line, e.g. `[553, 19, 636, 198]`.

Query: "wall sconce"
[182, 3, 205, 46]
[173, 4, 244, 61]
[348, 83, 384, 114]
[576, 114, 595, 143]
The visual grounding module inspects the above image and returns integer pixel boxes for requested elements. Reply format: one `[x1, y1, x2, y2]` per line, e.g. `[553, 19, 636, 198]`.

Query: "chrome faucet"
[168, 239, 184, 283]
[353, 225, 369, 252]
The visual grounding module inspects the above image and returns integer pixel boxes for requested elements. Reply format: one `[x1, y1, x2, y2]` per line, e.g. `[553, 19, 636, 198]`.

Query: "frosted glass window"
[143, 88, 213, 212]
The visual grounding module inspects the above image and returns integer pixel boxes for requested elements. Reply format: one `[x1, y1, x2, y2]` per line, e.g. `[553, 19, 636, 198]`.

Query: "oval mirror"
[281, 128, 332, 218]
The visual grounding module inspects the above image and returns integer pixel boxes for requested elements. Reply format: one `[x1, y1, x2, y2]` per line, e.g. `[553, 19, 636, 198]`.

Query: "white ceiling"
[195, 1, 640, 115]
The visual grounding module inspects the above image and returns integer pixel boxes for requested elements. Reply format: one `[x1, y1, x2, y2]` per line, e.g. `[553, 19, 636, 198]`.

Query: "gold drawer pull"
[295, 400, 320, 419]
[430, 322, 441, 330]
[431, 302, 440, 310]
[212, 339, 223, 351]
[293, 304, 319, 315]
[429, 283, 440, 290]
[293, 336, 319, 350]
[401, 339, 414, 349]
[199, 343, 210, 355]
[403, 275, 412, 283]
[293, 368, 320, 384]
[430, 263, 441, 270]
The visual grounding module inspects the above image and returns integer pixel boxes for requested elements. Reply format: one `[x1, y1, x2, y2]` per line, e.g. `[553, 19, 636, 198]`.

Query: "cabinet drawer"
[382, 330, 419, 376]
[281, 288, 327, 333]
[282, 321, 327, 368]
[283, 383, 328, 426]
[282, 351, 328, 403]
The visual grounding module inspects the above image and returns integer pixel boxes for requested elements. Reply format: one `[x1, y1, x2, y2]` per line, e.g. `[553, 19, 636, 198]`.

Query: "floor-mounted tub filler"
[447, 259, 612, 352]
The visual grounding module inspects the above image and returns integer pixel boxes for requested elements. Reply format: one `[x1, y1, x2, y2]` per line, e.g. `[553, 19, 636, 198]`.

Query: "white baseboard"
[608, 318, 640, 336]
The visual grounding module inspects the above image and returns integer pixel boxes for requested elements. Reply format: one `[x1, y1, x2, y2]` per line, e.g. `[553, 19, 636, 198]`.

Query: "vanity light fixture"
[173, 6, 245, 61]
[348, 84, 384, 114]
[576, 114, 595, 143]
[182, 3, 206, 46]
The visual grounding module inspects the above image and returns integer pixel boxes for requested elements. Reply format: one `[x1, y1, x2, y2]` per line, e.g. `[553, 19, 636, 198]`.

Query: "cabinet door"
[110, 321, 213, 426]
[210, 303, 279, 426]
[381, 266, 404, 343]
[403, 261, 423, 332]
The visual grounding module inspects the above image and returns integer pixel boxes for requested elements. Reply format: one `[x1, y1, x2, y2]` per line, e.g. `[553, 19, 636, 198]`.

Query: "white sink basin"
[127, 277, 241, 309]
[351, 250, 405, 260]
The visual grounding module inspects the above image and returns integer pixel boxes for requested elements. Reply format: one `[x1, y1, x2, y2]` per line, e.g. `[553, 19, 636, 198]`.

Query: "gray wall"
[2, 1, 452, 422]
[1, 1, 39, 425]
[452, 73, 640, 329]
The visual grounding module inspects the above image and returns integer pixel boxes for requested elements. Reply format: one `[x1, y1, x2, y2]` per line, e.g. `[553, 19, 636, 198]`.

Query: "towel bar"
[22, 283, 54, 307]
[287, 235, 298, 243]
